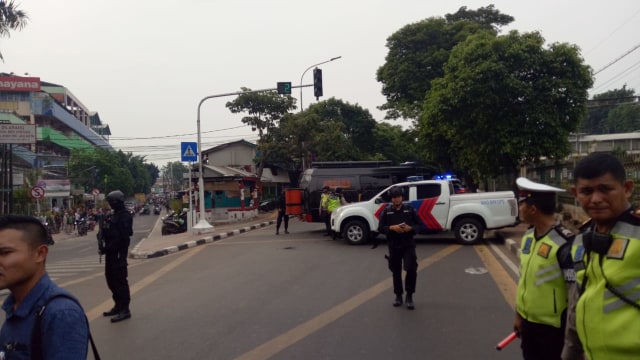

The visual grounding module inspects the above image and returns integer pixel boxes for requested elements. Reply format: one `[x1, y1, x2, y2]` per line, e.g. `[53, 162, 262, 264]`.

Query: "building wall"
[205, 143, 255, 169]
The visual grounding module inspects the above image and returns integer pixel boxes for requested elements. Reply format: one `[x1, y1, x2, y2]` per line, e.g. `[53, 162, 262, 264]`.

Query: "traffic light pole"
[298, 56, 341, 111]
[193, 85, 311, 234]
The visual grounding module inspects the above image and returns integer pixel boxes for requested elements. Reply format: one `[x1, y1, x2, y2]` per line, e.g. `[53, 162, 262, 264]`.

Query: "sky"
[3, 0, 640, 168]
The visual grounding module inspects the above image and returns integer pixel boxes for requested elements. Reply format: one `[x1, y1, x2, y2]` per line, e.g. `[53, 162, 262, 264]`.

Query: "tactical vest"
[574, 220, 640, 360]
[516, 226, 570, 328]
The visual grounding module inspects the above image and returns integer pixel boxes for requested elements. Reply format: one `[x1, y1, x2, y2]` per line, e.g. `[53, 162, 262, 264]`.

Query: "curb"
[130, 220, 276, 259]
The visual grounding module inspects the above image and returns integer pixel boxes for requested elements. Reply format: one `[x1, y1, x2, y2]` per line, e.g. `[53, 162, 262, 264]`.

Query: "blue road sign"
[181, 142, 198, 162]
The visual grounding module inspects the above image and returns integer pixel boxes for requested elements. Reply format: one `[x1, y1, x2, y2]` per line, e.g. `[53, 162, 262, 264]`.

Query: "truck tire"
[453, 218, 484, 245]
[342, 220, 369, 245]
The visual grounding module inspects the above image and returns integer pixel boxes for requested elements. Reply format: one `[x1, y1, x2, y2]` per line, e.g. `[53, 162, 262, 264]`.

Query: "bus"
[298, 161, 435, 222]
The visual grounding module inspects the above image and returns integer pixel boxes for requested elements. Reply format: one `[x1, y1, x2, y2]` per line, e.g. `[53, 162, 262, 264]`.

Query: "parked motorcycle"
[161, 209, 188, 235]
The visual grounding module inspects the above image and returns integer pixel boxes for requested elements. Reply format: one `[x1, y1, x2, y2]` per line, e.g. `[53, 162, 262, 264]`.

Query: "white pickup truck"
[330, 179, 518, 245]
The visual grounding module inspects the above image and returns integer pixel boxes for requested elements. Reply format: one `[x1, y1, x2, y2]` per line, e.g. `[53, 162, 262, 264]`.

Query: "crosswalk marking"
[46, 256, 104, 282]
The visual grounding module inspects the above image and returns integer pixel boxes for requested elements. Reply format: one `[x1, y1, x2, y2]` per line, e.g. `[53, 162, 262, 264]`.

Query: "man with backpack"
[0, 215, 90, 359]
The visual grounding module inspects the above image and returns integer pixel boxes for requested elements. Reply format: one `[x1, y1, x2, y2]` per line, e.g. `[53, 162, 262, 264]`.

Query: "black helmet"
[335, 187, 342, 193]
[389, 187, 403, 198]
[106, 190, 125, 207]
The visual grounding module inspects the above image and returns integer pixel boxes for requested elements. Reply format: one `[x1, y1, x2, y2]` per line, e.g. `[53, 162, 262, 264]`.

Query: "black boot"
[102, 307, 119, 317]
[392, 295, 403, 307]
[111, 309, 131, 323]
[406, 294, 415, 310]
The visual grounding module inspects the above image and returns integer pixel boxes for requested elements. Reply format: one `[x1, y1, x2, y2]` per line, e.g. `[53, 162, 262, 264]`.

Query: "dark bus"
[298, 161, 435, 222]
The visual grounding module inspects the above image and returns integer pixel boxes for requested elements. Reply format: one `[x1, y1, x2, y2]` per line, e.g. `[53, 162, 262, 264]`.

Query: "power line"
[594, 43, 640, 75]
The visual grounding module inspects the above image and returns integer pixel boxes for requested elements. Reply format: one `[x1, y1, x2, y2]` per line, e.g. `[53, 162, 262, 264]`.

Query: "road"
[3, 216, 524, 359]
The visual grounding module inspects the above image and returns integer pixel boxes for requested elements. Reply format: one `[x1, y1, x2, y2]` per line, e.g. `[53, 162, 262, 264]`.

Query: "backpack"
[31, 293, 100, 360]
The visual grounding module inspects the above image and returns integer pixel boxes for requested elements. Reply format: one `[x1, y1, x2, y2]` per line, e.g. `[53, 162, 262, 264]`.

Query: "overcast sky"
[3, 0, 640, 167]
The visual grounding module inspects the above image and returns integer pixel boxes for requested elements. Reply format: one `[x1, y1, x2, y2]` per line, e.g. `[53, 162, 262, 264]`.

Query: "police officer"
[276, 190, 289, 235]
[562, 153, 640, 360]
[100, 190, 133, 323]
[377, 187, 421, 309]
[320, 186, 331, 236]
[513, 177, 575, 360]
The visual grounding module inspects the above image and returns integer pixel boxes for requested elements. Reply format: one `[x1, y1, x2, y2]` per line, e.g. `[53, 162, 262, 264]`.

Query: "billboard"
[0, 123, 36, 144]
[0, 76, 41, 92]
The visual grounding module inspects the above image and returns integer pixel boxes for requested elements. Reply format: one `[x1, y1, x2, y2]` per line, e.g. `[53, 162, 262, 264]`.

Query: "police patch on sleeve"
[606, 238, 629, 260]
[522, 237, 533, 254]
[537, 243, 552, 259]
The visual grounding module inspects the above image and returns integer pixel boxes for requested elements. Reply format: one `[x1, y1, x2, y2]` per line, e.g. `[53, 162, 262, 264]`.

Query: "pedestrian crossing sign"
[181, 142, 198, 162]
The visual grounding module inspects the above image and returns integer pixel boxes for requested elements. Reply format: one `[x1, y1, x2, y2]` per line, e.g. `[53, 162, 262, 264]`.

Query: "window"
[417, 184, 441, 199]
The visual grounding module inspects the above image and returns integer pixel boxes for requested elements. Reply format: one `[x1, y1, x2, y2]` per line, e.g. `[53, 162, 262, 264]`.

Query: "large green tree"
[0, 0, 28, 61]
[226, 88, 296, 178]
[581, 86, 636, 134]
[419, 30, 593, 184]
[376, 5, 513, 121]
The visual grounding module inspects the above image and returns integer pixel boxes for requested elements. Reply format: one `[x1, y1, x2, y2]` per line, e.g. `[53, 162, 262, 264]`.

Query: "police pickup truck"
[330, 179, 518, 245]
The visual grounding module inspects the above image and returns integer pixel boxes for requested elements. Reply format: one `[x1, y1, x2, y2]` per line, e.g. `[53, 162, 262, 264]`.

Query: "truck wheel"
[342, 220, 369, 245]
[453, 218, 484, 245]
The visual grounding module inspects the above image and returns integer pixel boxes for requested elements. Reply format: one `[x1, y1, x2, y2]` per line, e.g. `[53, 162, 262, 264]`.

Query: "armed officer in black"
[100, 190, 133, 322]
[378, 187, 421, 309]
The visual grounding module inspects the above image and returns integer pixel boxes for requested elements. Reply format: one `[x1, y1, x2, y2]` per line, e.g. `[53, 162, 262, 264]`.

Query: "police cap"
[516, 177, 564, 202]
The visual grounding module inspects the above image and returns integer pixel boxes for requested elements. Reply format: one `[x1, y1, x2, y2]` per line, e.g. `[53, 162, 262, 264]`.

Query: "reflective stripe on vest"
[576, 220, 640, 359]
[516, 228, 569, 328]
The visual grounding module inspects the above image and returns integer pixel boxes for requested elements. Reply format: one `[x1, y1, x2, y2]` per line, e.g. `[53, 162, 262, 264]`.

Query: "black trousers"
[388, 243, 418, 295]
[322, 211, 331, 235]
[276, 210, 289, 231]
[105, 250, 131, 311]
[520, 317, 566, 360]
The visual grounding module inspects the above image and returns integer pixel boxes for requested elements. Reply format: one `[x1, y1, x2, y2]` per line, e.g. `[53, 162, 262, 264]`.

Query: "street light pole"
[192, 95, 218, 234]
[299, 56, 341, 111]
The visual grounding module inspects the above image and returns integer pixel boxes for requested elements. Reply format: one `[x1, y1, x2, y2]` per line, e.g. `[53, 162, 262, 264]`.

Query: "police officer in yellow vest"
[320, 186, 331, 236]
[514, 177, 576, 360]
[561, 153, 640, 360]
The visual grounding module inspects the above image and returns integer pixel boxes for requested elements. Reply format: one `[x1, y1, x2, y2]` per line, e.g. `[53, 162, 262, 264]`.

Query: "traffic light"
[313, 68, 323, 99]
[277, 82, 291, 95]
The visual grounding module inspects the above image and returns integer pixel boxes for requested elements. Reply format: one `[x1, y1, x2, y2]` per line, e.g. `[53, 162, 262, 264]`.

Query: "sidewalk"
[51, 210, 278, 259]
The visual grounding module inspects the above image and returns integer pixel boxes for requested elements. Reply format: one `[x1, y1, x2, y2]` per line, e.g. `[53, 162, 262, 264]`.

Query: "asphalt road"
[4, 217, 524, 359]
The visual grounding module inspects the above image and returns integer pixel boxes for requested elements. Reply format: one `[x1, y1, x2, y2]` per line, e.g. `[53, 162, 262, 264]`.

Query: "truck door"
[414, 183, 448, 230]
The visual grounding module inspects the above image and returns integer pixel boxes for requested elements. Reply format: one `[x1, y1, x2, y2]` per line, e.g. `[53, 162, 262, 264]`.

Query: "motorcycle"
[161, 210, 188, 235]
[76, 217, 88, 236]
[153, 205, 161, 215]
[139, 206, 150, 216]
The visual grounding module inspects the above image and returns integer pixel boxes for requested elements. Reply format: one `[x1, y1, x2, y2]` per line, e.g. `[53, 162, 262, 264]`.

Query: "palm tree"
[0, 0, 28, 61]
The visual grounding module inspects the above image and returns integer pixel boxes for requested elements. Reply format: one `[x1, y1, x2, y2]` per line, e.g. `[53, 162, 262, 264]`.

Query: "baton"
[495, 332, 518, 351]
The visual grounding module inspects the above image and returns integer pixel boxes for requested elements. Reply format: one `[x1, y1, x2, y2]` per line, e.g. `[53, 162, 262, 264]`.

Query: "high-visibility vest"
[574, 219, 640, 360]
[320, 193, 330, 211]
[327, 194, 341, 212]
[516, 226, 571, 328]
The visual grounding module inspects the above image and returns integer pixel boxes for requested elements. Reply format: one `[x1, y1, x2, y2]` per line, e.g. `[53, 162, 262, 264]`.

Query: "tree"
[161, 161, 188, 193]
[605, 103, 640, 133]
[371, 122, 421, 164]
[581, 86, 636, 134]
[419, 30, 593, 184]
[270, 98, 380, 167]
[376, 5, 513, 121]
[0, 0, 28, 61]
[226, 88, 296, 179]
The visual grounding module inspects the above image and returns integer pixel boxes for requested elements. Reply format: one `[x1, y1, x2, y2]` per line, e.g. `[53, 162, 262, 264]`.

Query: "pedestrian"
[513, 177, 576, 360]
[561, 153, 640, 360]
[320, 186, 331, 236]
[377, 187, 421, 309]
[0, 215, 90, 359]
[276, 190, 289, 235]
[99, 190, 134, 323]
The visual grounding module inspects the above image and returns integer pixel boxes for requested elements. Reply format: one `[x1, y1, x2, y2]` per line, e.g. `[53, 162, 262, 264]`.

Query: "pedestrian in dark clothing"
[276, 190, 289, 235]
[99, 190, 133, 323]
[377, 187, 421, 309]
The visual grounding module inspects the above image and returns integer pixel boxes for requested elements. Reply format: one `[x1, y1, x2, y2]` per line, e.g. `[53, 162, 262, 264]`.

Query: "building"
[0, 74, 112, 214]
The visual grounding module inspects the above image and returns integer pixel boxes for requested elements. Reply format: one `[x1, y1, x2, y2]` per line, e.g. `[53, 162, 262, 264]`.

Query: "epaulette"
[620, 207, 640, 225]
[555, 224, 575, 241]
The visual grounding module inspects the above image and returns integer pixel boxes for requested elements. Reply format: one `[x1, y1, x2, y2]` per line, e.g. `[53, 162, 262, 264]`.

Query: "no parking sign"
[30, 186, 45, 199]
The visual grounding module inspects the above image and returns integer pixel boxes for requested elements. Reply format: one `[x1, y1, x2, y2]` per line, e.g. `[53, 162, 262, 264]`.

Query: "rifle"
[96, 213, 107, 263]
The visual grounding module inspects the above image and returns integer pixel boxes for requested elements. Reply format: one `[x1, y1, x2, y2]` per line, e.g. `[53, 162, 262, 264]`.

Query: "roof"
[202, 164, 257, 178]
[261, 167, 290, 183]
[204, 139, 256, 154]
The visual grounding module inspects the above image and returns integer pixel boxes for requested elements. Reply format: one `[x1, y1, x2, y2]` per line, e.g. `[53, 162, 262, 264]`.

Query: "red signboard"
[0, 76, 41, 92]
